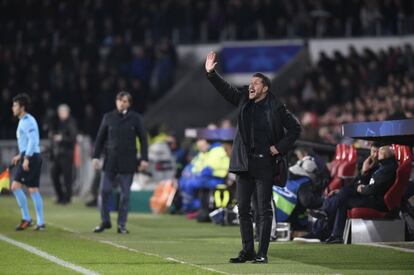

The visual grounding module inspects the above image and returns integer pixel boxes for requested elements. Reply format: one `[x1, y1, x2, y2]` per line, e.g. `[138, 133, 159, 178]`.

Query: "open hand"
[205, 52, 217, 73]
[361, 156, 376, 174]
[270, 146, 279, 156]
[11, 155, 21, 166]
[138, 160, 149, 172]
[92, 158, 101, 170]
[22, 158, 30, 171]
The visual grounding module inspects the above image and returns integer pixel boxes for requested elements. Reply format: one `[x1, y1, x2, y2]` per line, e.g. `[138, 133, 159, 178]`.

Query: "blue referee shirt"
[16, 113, 40, 157]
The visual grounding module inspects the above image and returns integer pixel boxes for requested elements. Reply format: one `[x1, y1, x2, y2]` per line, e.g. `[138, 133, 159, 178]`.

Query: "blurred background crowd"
[285, 44, 414, 144]
[1, 0, 414, 141]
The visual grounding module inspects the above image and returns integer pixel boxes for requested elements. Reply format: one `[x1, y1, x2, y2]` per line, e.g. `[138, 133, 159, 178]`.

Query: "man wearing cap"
[205, 52, 301, 263]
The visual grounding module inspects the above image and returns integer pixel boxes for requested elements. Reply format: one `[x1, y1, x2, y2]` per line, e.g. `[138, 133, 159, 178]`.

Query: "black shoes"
[16, 219, 32, 231]
[252, 256, 268, 264]
[93, 222, 112, 233]
[229, 251, 256, 263]
[324, 235, 343, 244]
[117, 226, 129, 234]
[34, 224, 46, 231]
[93, 222, 130, 234]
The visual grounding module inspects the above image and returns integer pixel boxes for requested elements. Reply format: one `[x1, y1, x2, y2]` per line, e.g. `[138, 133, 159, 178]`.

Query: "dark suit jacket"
[93, 110, 148, 173]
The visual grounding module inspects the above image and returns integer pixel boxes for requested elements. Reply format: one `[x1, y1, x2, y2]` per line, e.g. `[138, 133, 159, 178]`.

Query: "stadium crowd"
[285, 44, 414, 144]
[1, 0, 414, 140]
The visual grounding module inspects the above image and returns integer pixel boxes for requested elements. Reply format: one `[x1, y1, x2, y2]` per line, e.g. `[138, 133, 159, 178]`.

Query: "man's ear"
[263, 86, 268, 93]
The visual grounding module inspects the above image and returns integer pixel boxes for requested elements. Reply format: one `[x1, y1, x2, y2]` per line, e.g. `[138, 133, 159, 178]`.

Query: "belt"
[250, 153, 270, 158]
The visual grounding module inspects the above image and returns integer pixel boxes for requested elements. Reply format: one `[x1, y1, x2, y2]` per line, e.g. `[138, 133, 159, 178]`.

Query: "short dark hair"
[116, 91, 133, 104]
[253, 72, 271, 89]
[13, 93, 31, 111]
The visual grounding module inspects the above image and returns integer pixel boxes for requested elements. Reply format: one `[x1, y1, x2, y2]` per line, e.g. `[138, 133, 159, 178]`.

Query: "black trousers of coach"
[237, 156, 275, 257]
[99, 171, 134, 227]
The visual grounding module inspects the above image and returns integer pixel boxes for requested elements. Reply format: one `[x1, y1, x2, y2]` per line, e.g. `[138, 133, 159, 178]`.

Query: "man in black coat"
[205, 52, 301, 263]
[49, 104, 78, 204]
[92, 91, 148, 234]
[305, 145, 398, 244]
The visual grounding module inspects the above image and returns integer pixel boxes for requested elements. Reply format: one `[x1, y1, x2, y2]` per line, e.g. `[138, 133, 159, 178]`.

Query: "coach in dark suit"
[92, 91, 148, 234]
[205, 52, 301, 263]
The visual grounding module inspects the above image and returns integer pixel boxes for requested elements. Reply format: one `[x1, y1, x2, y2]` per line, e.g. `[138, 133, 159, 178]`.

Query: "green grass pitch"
[0, 195, 413, 274]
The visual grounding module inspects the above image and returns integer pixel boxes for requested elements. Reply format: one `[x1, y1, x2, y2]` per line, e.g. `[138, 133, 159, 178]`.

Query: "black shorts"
[13, 154, 42, 188]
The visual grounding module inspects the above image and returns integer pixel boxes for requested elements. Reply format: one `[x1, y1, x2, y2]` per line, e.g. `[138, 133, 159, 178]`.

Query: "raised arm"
[205, 52, 244, 107]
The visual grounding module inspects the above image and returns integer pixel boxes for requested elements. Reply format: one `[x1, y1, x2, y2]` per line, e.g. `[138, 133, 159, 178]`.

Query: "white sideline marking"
[46, 222, 230, 274]
[47, 222, 80, 234]
[99, 240, 230, 275]
[358, 242, 414, 253]
[0, 234, 99, 275]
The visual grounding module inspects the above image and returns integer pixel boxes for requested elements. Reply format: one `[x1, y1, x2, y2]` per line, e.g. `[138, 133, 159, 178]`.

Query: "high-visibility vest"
[273, 176, 311, 222]
[204, 143, 230, 178]
[191, 152, 208, 174]
[214, 184, 230, 208]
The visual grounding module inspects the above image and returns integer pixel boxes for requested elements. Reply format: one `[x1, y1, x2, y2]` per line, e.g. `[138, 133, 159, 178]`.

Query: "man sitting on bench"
[295, 143, 398, 243]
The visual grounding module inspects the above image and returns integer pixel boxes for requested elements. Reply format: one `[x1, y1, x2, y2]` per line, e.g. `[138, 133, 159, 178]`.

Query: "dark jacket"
[50, 117, 78, 158]
[359, 156, 398, 204]
[93, 109, 148, 173]
[207, 70, 301, 178]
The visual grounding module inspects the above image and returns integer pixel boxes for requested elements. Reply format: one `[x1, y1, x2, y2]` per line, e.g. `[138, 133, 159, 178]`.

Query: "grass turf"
[0, 195, 413, 274]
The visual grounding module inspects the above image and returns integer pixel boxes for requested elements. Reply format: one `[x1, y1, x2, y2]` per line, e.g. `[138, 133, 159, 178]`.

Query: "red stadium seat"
[336, 145, 357, 177]
[327, 144, 343, 177]
[326, 144, 357, 193]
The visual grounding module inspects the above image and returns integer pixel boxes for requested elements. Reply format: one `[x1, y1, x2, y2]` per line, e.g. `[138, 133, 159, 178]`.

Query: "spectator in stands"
[0, 1, 414, 139]
[295, 146, 329, 176]
[179, 138, 229, 214]
[49, 104, 78, 205]
[166, 133, 187, 178]
[273, 156, 320, 230]
[295, 144, 397, 243]
[289, 44, 414, 144]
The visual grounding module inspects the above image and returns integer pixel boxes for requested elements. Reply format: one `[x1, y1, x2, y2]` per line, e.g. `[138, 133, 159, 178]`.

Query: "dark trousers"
[321, 184, 386, 238]
[99, 171, 134, 227]
[51, 153, 73, 203]
[237, 170, 274, 257]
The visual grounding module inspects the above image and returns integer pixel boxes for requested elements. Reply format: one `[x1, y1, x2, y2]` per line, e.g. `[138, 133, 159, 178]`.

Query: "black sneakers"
[16, 219, 32, 231]
[93, 222, 112, 233]
[324, 235, 343, 244]
[117, 226, 129, 234]
[229, 251, 256, 263]
[252, 256, 268, 264]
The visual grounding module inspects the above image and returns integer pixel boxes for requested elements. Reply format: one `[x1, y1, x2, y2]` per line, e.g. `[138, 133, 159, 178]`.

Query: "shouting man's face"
[248, 76, 268, 102]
